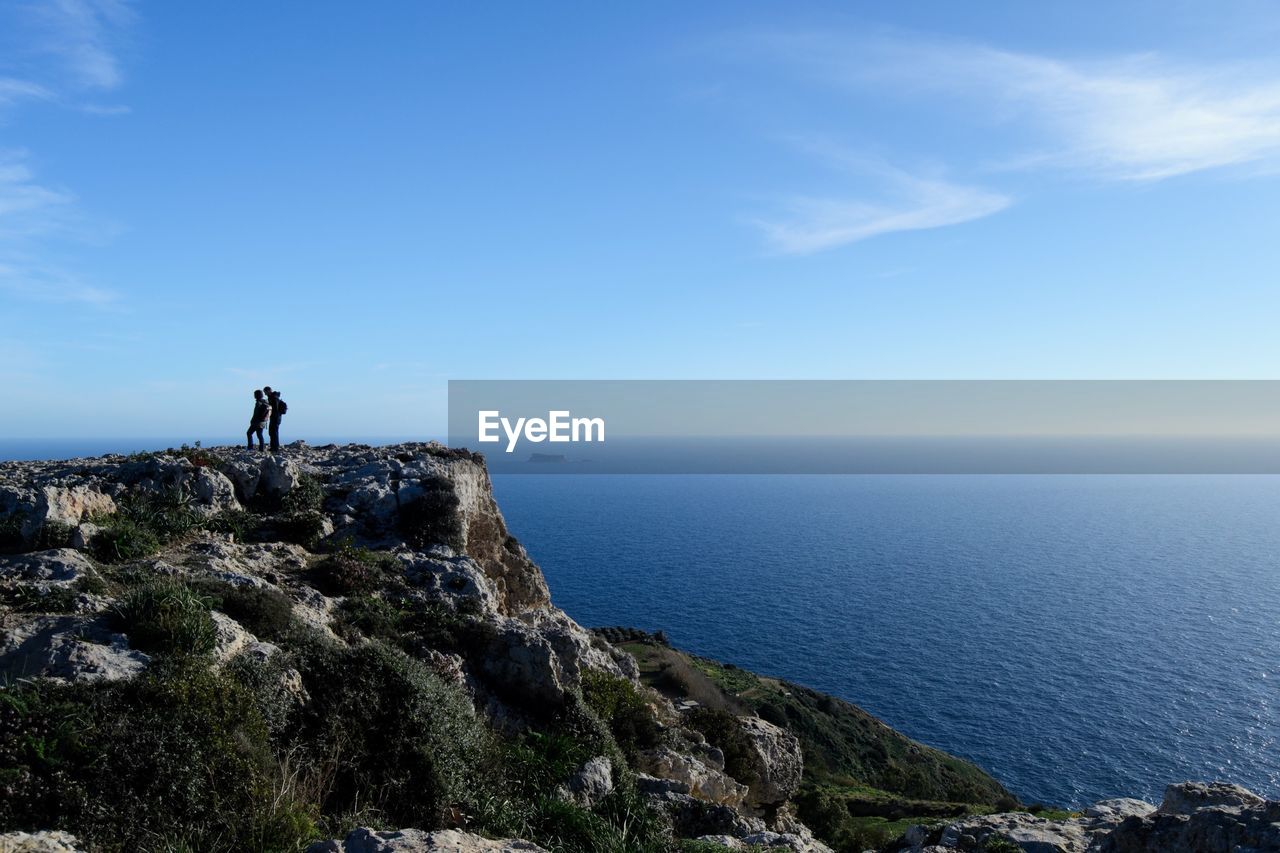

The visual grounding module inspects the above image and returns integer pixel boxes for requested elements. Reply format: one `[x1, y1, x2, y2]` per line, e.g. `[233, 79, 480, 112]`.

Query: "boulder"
[403, 552, 501, 615]
[737, 716, 803, 809]
[482, 609, 631, 707]
[0, 549, 94, 585]
[638, 745, 748, 807]
[305, 827, 549, 852]
[1156, 780, 1264, 815]
[193, 466, 240, 512]
[22, 485, 116, 538]
[259, 455, 302, 498]
[556, 755, 614, 808]
[0, 615, 149, 682]
[1100, 783, 1280, 853]
[0, 830, 87, 852]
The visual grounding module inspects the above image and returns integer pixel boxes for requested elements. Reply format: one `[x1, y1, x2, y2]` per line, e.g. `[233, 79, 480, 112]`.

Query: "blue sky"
[4, 1, 1280, 439]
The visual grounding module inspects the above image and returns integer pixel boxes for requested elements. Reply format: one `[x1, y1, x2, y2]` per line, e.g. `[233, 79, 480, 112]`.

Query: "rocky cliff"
[1, 442, 1275, 853]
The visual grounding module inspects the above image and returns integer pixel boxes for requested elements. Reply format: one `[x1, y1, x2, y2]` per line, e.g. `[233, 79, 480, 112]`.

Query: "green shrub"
[205, 508, 262, 542]
[281, 475, 325, 514]
[114, 578, 216, 657]
[310, 552, 382, 596]
[683, 707, 759, 787]
[397, 474, 464, 550]
[0, 513, 24, 549]
[0, 584, 79, 613]
[188, 578, 298, 642]
[0, 666, 315, 852]
[274, 510, 328, 548]
[90, 489, 204, 563]
[580, 670, 660, 763]
[31, 520, 75, 550]
[289, 640, 501, 829]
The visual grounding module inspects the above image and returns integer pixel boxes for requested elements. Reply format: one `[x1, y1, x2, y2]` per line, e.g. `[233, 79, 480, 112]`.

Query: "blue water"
[491, 474, 1280, 808]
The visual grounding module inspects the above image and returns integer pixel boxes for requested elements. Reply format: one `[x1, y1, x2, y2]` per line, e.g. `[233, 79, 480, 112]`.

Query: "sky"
[4, 1, 1280, 440]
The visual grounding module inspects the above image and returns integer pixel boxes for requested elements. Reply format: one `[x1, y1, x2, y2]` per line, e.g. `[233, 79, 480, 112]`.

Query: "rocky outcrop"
[1098, 782, 1279, 853]
[895, 782, 1280, 853]
[738, 716, 803, 810]
[556, 755, 615, 808]
[0, 614, 149, 682]
[0, 830, 86, 852]
[306, 828, 549, 852]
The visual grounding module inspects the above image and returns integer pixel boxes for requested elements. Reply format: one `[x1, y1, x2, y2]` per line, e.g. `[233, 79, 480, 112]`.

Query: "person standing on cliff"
[264, 386, 287, 452]
[247, 389, 270, 451]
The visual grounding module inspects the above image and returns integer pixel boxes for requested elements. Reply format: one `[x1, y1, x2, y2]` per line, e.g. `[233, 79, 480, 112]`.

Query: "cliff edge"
[1, 442, 1272, 853]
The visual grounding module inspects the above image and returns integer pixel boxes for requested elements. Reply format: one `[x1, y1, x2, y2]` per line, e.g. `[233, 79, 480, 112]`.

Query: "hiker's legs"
[249, 426, 264, 450]
[268, 421, 280, 452]
[246, 425, 255, 449]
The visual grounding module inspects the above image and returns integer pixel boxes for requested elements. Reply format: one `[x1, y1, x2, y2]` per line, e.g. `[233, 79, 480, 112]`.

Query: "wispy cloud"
[0, 2, 134, 308]
[756, 174, 1010, 254]
[739, 31, 1280, 182]
[751, 143, 1011, 254]
[22, 0, 135, 91]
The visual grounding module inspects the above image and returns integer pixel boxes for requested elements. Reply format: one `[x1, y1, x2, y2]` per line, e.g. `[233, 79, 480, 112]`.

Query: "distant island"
[0, 443, 1274, 853]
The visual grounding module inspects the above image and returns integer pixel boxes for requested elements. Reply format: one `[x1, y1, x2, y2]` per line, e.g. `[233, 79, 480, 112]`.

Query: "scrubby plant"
[113, 578, 216, 657]
[281, 474, 325, 514]
[187, 578, 299, 643]
[288, 639, 502, 829]
[683, 707, 759, 787]
[0, 665, 315, 852]
[205, 508, 263, 542]
[0, 584, 79, 613]
[0, 513, 27, 549]
[31, 520, 75, 550]
[90, 488, 204, 563]
[580, 670, 661, 763]
[397, 474, 464, 550]
[274, 510, 328, 548]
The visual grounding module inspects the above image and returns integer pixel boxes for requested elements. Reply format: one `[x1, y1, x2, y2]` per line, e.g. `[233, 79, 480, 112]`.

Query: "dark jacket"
[251, 399, 271, 425]
[269, 395, 285, 424]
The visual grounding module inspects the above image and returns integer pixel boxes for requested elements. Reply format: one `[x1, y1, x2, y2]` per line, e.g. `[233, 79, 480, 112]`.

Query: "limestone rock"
[556, 755, 614, 808]
[638, 745, 748, 807]
[403, 552, 501, 615]
[737, 716, 803, 809]
[305, 827, 549, 852]
[0, 548, 93, 585]
[259, 455, 302, 498]
[1156, 780, 1263, 815]
[193, 466, 240, 512]
[0, 830, 87, 852]
[22, 485, 116, 537]
[1099, 783, 1280, 853]
[0, 615, 149, 682]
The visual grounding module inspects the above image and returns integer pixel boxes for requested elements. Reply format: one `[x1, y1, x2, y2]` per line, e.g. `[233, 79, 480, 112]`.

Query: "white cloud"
[743, 32, 1280, 182]
[0, 262, 117, 305]
[24, 0, 135, 91]
[757, 178, 1009, 254]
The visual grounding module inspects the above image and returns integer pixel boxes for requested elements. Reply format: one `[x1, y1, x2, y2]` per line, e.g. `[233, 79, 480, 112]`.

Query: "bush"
[274, 510, 328, 548]
[683, 707, 759, 787]
[289, 639, 501, 828]
[580, 670, 660, 763]
[281, 475, 325, 514]
[0, 666, 315, 852]
[114, 578, 216, 657]
[188, 578, 298, 642]
[398, 474, 464, 550]
[0, 584, 79, 613]
[31, 521, 75, 550]
[0, 513, 24, 549]
[205, 508, 262, 542]
[90, 489, 204, 563]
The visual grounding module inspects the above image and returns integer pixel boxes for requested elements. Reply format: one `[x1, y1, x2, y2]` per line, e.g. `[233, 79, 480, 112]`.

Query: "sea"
[2, 439, 1276, 808]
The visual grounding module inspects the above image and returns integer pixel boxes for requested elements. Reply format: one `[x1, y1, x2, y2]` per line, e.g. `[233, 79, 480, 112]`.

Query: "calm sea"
[491, 473, 1280, 808]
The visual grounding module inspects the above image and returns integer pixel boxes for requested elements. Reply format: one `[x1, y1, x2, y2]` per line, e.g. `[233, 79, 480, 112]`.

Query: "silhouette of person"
[264, 386, 286, 452]
[247, 389, 270, 451]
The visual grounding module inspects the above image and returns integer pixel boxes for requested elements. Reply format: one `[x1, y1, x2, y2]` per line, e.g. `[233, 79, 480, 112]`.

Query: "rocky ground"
[1, 442, 1276, 853]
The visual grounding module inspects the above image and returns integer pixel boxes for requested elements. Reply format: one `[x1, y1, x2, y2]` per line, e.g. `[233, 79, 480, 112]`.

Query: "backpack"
[275, 398, 288, 416]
